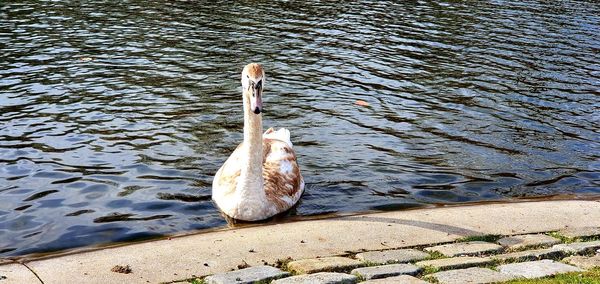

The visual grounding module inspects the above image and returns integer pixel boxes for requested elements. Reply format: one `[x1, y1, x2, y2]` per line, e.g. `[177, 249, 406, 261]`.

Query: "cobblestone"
[498, 259, 583, 278]
[361, 275, 429, 283]
[287, 257, 363, 274]
[271, 272, 357, 284]
[356, 249, 429, 264]
[559, 227, 600, 239]
[415, 256, 493, 270]
[553, 240, 600, 254]
[204, 265, 289, 284]
[424, 241, 502, 257]
[351, 263, 421, 280]
[497, 234, 560, 251]
[563, 254, 600, 269]
[429, 267, 515, 284]
[491, 247, 564, 262]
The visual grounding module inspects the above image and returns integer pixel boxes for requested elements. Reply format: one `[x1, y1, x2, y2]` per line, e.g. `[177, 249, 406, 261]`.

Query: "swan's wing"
[262, 138, 304, 212]
[212, 142, 243, 197]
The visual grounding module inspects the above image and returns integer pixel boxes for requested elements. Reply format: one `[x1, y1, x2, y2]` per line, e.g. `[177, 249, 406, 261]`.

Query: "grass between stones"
[424, 251, 447, 260]
[500, 267, 600, 284]
[419, 265, 441, 275]
[455, 234, 503, 243]
[359, 260, 382, 267]
[546, 232, 600, 244]
[547, 232, 575, 244]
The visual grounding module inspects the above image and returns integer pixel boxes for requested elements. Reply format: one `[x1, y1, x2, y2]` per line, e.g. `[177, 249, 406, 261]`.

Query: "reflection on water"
[1, 1, 599, 256]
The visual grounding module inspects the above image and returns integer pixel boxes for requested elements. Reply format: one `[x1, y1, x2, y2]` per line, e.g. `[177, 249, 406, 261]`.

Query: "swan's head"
[241, 63, 265, 115]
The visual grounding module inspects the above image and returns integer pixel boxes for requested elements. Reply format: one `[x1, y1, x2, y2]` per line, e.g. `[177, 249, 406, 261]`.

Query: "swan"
[212, 63, 305, 221]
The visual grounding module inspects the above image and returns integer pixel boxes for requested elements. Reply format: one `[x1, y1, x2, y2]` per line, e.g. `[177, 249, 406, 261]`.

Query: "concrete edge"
[3, 199, 600, 284]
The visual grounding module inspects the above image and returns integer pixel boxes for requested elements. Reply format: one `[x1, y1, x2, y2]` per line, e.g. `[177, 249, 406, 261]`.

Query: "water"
[1, 1, 599, 257]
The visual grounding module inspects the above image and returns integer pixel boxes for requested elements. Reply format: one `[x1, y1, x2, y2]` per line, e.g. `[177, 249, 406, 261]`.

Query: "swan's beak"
[250, 86, 262, 114]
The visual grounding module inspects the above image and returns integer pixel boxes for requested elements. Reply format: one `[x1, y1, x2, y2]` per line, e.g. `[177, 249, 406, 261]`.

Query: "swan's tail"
[264, 127, 293, 147]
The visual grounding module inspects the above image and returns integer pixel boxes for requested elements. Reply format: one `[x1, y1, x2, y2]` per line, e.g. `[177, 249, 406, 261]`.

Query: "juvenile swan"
[212, 63, 304, 221]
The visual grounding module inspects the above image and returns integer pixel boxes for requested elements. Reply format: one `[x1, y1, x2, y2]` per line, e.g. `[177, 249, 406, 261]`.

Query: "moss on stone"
[187, 278, 206, 284]
[456, 234, 503, 243]
[546, 231, 574, 244]
[425, 251, 448, 260]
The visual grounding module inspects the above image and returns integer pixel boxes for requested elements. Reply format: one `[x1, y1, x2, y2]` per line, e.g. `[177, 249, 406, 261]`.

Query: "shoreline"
[7, 193, 598, 263]
[1, 199, 599, 283]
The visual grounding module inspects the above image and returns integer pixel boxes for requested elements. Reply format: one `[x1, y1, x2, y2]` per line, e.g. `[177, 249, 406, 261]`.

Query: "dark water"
[1, 1, 599, 257]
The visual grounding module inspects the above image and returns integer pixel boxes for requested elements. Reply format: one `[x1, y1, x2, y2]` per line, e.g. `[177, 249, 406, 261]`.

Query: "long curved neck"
[238, 91, 264, 198]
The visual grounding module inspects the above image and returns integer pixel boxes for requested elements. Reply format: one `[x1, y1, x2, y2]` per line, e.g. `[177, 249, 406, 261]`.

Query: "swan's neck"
[238, 92, 264, 199]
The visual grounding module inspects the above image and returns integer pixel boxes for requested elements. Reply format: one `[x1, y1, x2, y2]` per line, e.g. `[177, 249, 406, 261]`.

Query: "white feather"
[264, 128, 292, 147]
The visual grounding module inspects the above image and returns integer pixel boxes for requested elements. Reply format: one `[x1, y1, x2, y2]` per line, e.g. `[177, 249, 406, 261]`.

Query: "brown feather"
[262, 139, 303, 211]
[244, 63, 264, 79]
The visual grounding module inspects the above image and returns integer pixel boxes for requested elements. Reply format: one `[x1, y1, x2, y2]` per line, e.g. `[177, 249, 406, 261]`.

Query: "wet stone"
[429, 267, 516, 284]
[424, 241, 502, 257]
[559, 227, 600, 239]
[351, 263, 421, 280]
[361, 275, 429, 284]
[415, 256, 493, 270]
[497, 234, 560, 251]
[553, 240, 600, 254]
[356, 249, 430, 264]
[271, 272, 357, 284]
[563, 254, 600, 269]
[204, 265, 289, 284]
[498, 259, 583, 279]
[287, 257, 363, 274]
[492, 247, 564, 262]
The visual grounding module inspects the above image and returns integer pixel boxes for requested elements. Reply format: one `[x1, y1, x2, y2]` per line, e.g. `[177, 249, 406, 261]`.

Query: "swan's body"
[212, 63, 304, 221]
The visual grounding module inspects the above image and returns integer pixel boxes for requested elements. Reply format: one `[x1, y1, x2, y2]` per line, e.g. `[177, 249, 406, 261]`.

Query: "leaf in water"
[355, 100, 369, 106]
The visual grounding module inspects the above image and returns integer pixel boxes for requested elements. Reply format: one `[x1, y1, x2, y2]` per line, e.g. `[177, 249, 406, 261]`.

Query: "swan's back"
[262, 135, 304, 212]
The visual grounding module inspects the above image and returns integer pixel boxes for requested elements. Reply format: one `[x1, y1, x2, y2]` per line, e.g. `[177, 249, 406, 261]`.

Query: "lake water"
[1, 1, 599, 256]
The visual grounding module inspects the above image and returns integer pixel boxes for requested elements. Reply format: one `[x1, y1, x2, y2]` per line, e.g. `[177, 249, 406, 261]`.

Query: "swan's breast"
[213, 143, 244, 197]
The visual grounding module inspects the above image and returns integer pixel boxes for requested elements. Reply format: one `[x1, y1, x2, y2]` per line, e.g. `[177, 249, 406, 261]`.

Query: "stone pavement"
[198, 228, 600, 284]
[1, 200, 599, 283]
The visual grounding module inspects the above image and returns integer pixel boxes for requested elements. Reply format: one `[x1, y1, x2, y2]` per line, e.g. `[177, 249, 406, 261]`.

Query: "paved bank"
[1, 199, 599, 283]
